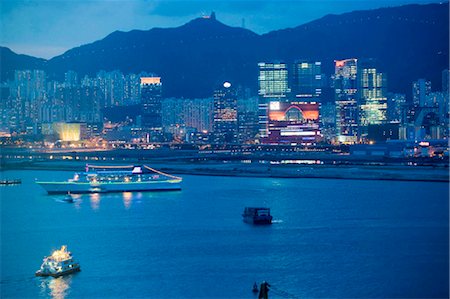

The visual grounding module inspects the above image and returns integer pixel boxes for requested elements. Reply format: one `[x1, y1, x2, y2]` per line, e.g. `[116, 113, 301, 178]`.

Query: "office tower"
[213, 82, 238, 144]
[258, 62, 290, 98]
[257, 62, 290, 139]
[334, 58, 358, 144]
[412, 79, 431, 107]
[292, 61, 323, 100]
[358, 65, 388, 129]
[141, 76, 163, 130]
[237, 96, 259, 143]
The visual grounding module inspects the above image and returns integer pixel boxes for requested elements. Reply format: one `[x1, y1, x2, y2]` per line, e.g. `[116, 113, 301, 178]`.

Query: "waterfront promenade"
[2, 147, 448, 182]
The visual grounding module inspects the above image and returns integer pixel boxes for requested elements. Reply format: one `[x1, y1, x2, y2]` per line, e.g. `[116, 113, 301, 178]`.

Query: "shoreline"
[1, 160, 448, 183]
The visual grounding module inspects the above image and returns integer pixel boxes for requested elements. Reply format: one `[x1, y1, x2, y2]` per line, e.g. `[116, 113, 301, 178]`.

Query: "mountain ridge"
[1, 2, 448, 99]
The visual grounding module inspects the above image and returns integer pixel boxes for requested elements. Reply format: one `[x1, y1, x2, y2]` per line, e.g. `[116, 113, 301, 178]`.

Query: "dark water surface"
[1, 170, 448, 299]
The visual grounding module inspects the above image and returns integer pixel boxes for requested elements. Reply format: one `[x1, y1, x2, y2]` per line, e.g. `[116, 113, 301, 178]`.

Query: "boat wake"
[271, 219, 284, 224]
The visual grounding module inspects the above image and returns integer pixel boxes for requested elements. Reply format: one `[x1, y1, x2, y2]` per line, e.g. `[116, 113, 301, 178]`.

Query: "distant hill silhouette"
[1, 3, 448, 99]
[0, 47, 46, 81]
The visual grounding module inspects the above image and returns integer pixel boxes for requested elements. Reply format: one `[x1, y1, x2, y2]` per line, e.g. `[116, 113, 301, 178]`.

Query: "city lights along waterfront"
[1, 2, 449, 299]
[1, 170, 448, 298]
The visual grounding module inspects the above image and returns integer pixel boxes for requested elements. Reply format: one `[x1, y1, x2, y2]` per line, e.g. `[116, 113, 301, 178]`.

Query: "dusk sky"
[0, 0, 442, 59]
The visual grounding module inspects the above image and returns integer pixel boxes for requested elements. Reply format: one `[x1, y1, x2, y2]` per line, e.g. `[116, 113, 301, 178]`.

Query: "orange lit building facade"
[262, 101, 322, 145]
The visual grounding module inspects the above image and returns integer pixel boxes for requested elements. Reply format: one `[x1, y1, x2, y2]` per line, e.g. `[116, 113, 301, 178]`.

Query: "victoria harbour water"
[1, 169, 448, 299]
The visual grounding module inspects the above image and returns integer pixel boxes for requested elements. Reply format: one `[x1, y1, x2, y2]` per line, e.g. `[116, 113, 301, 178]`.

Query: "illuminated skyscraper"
[258, 62, 290, 98]
[358, 65, 388, 129]
[258, 62, 290, 139]
[213, 82, 238, 144]
[292, 61, 323, 100]
[334, 58, 358, 143]
[141, 76, 163, 130]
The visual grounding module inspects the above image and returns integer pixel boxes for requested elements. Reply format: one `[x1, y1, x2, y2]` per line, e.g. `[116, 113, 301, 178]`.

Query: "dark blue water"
[1, 170, 448, 299]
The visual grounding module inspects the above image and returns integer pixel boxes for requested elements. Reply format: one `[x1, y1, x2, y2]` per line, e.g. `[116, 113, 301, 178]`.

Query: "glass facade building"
[141, 77, 163, 130]
[213, 82, 238, 144]
[334, 58, 358, 144]
[258, 62, 291, 139]
[292, 61, 323, 100]
[358, 67, 388, 129]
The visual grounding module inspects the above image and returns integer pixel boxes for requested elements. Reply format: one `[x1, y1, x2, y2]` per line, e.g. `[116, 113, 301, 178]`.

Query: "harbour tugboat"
[35, 246, 80, 277]
[242, 207, 273, 225]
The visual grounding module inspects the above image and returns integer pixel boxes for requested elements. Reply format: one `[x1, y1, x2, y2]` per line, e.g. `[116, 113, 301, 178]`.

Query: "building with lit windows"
[141, 76, 163, 131]
[257, 62, 291, 139]
[258, 62, 290, 99]
[412, 79, 431, 107]
[387, 93, 407, 123]
[162, 97, 214, 135]
[358, 65, 388, 135]
[292, 61, 323, 100]
[213, 82, 238, 144]
[334, 58, 358, 144]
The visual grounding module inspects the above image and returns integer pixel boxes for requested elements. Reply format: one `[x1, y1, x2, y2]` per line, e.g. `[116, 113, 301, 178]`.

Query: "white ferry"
[35, 246, 81, 277]
[37, 164, 182, 194]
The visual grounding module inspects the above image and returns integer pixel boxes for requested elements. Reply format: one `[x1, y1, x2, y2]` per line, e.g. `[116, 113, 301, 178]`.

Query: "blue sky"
[0, 0, 442, 59]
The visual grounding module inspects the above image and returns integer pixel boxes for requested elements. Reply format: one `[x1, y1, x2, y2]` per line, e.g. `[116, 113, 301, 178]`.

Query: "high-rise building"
[387, 93, 406, 123]
[213, 82, 238, 144]
[257, 62, 290, 139]
[123, 73, 141, 105]
[292, 61, 323, 100]
[358, 65, 388, 131]
[412, 79, 431, 107]
[64, 71, 79, 88]
[334, 58, 358, 144]
[237, 96, 259, 143]
[9, 70, 47, 131]
[258, 62, 290, 99]
[141, 76, 163, 131]
[162, 97, 214, 135]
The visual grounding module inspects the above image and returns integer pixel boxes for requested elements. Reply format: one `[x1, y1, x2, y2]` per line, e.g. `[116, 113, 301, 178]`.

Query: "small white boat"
[35, 246, 81, 277]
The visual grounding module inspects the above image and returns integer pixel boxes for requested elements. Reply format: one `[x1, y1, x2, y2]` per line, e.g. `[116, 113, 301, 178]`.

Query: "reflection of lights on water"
[39, 276, 71, 299]
[122, 192, 132, 209]
[90, 193, 100, 210]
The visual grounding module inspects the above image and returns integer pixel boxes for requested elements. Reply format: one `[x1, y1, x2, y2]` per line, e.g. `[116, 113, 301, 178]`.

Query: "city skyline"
[0, 0, 443, 59]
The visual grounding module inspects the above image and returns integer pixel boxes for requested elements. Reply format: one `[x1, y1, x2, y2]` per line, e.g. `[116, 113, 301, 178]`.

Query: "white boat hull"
[37, 180, 182, 194]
